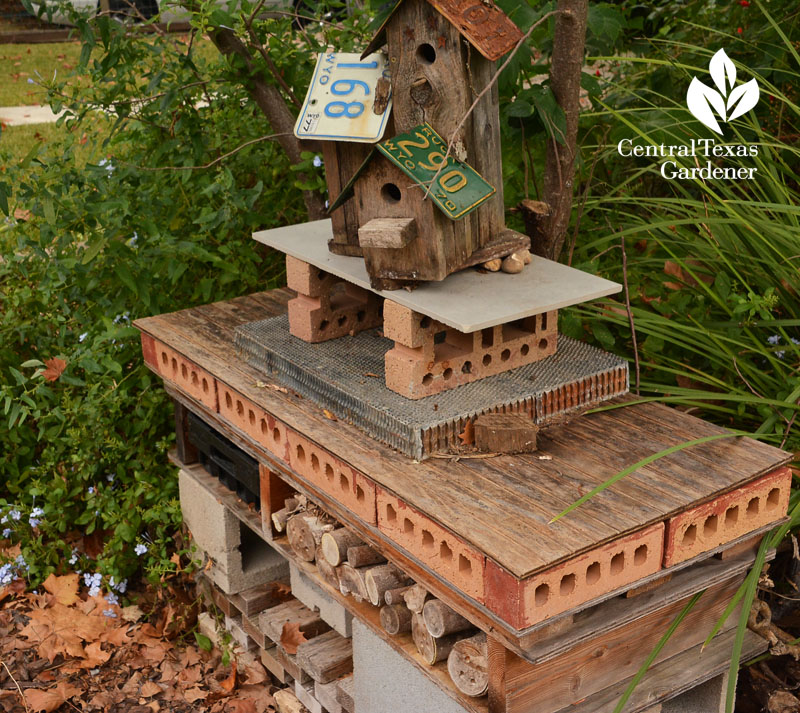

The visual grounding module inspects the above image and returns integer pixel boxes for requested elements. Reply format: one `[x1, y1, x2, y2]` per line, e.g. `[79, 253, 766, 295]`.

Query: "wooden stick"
[339, 564, 369, 601]
[315, 544, 341, 591]
[384, 585, 412, 606]
[364, 564, 413, 607]
[447, 632, 489, 697]
[411, 612, 465, 665]
[320, 528, 364, 567]
[380, 604, 413, 635]
[346, 544, 385, 568]
[286, 514, 333, 562]
[423, 599, 474, 638]
[403, 583, 429, 614]
[271, 497, 298, 533]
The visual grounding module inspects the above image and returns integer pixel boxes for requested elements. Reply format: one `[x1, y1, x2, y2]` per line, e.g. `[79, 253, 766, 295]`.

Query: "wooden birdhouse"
[295, 0, 525, 290]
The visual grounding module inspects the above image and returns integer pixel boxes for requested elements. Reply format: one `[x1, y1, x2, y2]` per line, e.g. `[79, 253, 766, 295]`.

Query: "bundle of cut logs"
[278, 501, 488, 697]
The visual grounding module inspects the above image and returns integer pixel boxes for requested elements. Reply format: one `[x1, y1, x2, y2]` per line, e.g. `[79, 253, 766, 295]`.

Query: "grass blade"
[550, 433, 749, 523]
[612, 590, 706, 713]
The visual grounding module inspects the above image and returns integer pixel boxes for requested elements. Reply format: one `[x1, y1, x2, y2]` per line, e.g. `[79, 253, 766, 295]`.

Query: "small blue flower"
[79, 332, 88, 343]
[792, 337, 800, 346]
[9, 510, 20, 521]
[27, 78, 34, 84]
[0, 517, 6, 525]
[105, 592, 119, 606]
[313, 155, 323, 168]
[98, 158, 114, 175]
[69, 551, 78, 565]
[768, 334, 781, 345]
[29, 507, 44, 528]
[103, 609, 117, 618]
[106, 473, 115, 482]
[15, 555, 27, 571]
[2, 529, 11, 539]
[87, 487, 94, 495]
[114, 578, 127, 594]
[134, 543, 148, 556]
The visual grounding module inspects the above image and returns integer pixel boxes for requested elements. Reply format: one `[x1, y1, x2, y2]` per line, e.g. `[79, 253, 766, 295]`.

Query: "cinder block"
[315, 679, 343, 713]
[384, 301, 558, 399]
[151, 339, 217, 410]
[662, 672, 730, 713]
[287, 256, 382, 343]
[224, 614, 258, 652]
[197, 611, 221, 649]
[295, 679, 325, 713]
[352, 618, 471, 713]
[180, 468, 289, 594]
[290, 562, 353, 638]
[179, 468, 240, 564]
[484, 523, 664, 629]
[377, 488, 485, 603]
[664, 468, 791, 567]
[287, 430, 377, 525]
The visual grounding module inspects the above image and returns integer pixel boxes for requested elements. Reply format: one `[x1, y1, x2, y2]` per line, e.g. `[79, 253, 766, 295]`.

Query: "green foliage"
[0, 1, 366, 592]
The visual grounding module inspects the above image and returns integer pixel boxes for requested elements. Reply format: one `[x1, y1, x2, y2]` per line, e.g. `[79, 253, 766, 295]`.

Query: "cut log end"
[447, 632, 489, 697]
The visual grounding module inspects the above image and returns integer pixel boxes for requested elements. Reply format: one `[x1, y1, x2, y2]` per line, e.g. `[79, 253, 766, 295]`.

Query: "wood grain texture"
[501, 576, 745, 713]
[135, 291, 790, 580]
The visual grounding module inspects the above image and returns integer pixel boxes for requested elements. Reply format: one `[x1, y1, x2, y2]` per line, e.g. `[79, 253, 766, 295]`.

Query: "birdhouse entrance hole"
[381, 183, 402, 203]
[417, 43, 436, 64]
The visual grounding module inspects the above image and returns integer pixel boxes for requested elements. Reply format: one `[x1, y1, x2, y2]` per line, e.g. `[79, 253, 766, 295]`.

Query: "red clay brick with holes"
[149, 339, 217, 411]
[286, 256, 382, 343]
[383, 301, 558, 399]
[376, 488, 485, 602]
[216, 382, 377, 525]
[663, 467, 792, 567]
[286, 431, 377, 525]
[484, 523, 664, 629]
[216, 382, 289, 462]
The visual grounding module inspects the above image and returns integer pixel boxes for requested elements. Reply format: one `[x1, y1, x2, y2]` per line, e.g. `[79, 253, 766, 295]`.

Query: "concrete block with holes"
[376, 487, 485, 602]
[383, 299, 558, 399]
[290, 562, 353, 638]
[287, 255, 382, 343]
[664, 467, 791, 567]
[661, 672, 731, 713]
[484, 523, 665, 629]
[179, 467, 289, 595]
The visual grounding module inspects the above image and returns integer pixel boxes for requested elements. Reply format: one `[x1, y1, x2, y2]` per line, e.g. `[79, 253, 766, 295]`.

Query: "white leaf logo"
[686, 49, 760, 135]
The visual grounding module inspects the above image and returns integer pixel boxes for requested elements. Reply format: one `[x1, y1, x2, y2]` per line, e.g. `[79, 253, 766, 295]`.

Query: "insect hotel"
[136, 1, 792, 712]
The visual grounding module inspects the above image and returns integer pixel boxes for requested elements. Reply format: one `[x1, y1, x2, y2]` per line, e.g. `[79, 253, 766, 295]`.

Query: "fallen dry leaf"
[42, 573, 79, 606]
[219, 662, 237, 693]
[42, 357, 66, 382]
[13, 207, 31, 221]
[225, 699, 258, 713]
[24, 681, 81, 713]
[121, 604, 145, 622]
[279, 621, 307, 655]
[458, 420, 475, 446]
[183, 687, 207, 702]
[140, 680, 162, 697]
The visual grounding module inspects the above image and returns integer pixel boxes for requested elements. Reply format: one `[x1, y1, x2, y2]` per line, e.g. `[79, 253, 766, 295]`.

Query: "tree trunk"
[528, 0, 588, 261]
[208, 27, 326, 220]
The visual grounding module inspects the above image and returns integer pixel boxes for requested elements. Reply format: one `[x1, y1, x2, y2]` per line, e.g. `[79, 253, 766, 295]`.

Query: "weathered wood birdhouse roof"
[361, 0, 523, 62]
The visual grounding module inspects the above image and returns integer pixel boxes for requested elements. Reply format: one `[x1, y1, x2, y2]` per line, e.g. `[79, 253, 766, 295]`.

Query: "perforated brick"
[216, 382, 377, 525]
[287, 256, 382, 343]
[287, 431, 377, 525]
[664, 467, 792, 567]
[217, 383, 289, 462]
[484, 523, 665, 629]
[383, 301, 558, 399]
[376, 488, 484, 602]
[152, 340, 217, 411]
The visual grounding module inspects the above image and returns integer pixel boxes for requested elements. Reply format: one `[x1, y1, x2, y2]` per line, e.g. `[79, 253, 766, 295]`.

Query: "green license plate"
[377, 123, 495, 220]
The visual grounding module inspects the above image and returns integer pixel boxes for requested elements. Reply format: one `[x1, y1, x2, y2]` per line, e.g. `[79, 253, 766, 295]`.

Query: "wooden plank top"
[135, 291, 791, 579]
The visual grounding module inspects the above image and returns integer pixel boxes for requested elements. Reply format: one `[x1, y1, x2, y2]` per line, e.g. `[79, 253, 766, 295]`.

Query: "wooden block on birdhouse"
[358, 217, 418, 250]
[473, 413, 538, 454]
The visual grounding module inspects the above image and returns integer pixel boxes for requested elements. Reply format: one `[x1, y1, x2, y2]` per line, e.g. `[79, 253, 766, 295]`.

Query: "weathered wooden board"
[498, 576, 745, 713]
[136, 292, 790, 582]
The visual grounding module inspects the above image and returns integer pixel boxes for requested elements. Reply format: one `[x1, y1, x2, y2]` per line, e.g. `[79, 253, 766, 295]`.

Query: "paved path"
[0, 104, 64, 126]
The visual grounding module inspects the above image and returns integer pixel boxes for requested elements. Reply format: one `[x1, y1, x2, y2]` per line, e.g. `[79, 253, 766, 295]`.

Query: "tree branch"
[208, 26, 326, 220]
